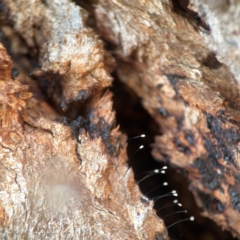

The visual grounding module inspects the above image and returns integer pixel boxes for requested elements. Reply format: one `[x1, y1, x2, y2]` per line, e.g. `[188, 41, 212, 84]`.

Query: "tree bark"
[94, 0, 240, 238]
[0, 1, 168, 239]
[1, 0, 240, 239]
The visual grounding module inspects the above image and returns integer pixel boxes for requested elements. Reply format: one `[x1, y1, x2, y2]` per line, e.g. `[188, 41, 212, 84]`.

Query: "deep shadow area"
[111, 75, 235, 240]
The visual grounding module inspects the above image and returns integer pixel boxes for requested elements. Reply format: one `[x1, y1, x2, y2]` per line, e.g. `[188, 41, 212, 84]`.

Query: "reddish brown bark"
[0, 0, 170, 238]
[0, 42, 168, 239]
[1, 0, 240, 239]
[94, 0, 240, 238]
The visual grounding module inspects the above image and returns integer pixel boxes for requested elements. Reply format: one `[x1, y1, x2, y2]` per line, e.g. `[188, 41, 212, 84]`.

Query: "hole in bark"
[202, 52, 222, 69]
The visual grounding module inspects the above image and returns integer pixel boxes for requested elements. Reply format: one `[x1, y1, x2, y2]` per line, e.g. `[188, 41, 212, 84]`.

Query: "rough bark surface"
[2, 0, 114, 107]
[94, 0, 240, 238]
[0, 43, 168, 239]
[194, 0, 240, 84]
[2, 0, 240, 239]
[0, 0, 169, 239]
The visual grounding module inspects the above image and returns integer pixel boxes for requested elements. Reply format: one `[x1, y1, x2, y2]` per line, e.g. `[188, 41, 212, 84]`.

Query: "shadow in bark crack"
[111, 75, 235, 240]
